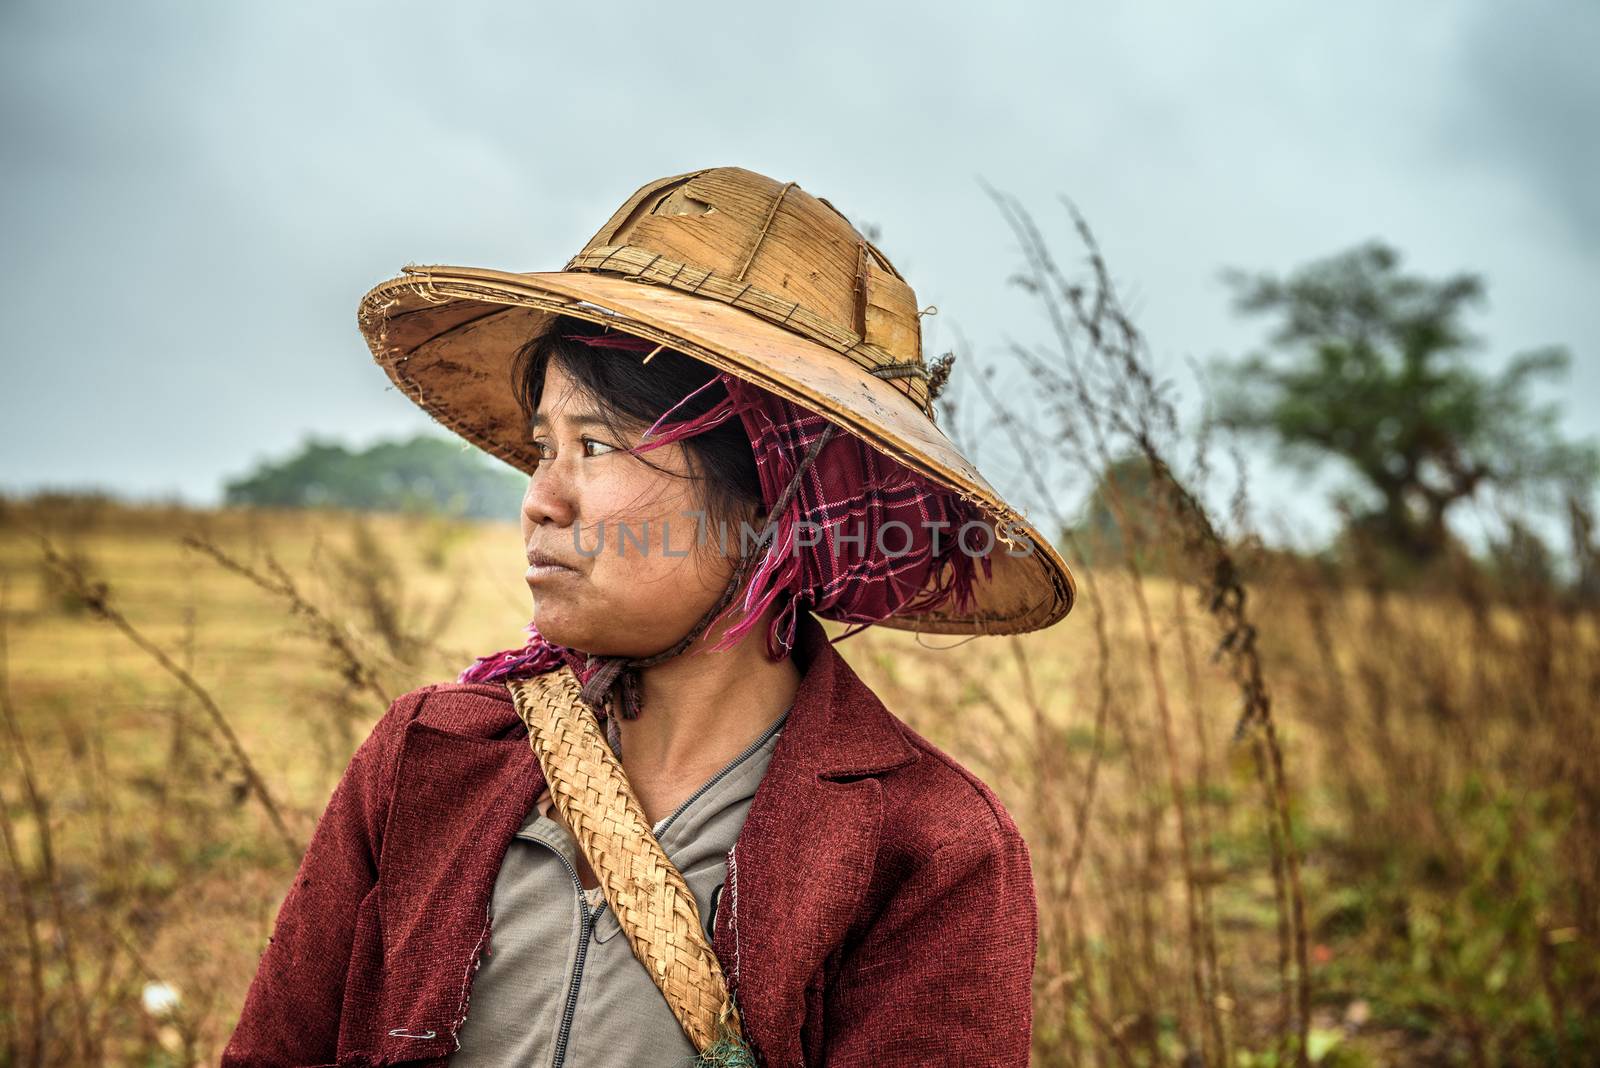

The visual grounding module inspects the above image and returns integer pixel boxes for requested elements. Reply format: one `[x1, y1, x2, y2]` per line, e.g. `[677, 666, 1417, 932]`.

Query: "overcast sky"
[3, 0, 1595, 553]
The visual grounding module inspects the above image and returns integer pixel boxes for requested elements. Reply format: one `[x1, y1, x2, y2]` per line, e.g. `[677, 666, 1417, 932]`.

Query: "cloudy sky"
[3, 0, 1595, 552]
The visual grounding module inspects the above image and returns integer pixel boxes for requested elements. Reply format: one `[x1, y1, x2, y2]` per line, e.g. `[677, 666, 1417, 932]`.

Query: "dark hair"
[510, 314, 762, 524]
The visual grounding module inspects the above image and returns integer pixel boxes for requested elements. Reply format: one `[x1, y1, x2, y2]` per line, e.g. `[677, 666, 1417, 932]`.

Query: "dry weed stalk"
[1, 576, 96, 1064]
[966, 181, 1311, 1065]
[180, 532, 392, 716]
[32, 534, 298, 862]
[312, 515, 470, 672]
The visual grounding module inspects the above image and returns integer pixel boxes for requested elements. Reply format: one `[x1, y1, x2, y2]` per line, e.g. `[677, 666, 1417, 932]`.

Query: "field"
[2, 491, 1596, 1067]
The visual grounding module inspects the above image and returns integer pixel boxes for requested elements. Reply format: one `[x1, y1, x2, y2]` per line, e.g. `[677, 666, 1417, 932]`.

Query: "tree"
[1065, 452, 1178, 573]
[1209, 241, 1598, 566]
[223, 433, 525, 520]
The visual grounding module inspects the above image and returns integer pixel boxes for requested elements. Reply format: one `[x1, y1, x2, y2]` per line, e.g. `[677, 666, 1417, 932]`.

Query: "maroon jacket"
[222, 615, 1037, 1066]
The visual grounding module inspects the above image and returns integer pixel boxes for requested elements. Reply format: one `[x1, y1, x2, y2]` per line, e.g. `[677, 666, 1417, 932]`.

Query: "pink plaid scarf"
[458, 331, 990, 698]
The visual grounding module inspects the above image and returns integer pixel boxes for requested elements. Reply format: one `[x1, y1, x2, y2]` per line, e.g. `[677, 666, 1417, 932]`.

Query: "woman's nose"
[521, 460, 577, 528]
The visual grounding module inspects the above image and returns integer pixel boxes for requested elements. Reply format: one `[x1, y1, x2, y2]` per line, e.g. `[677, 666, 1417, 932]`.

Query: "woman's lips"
[525, 563, 575, 582]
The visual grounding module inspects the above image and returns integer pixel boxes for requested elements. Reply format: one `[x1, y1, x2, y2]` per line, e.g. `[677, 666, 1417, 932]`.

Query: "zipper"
[653, 707, 789, 839]
[549, 844, 605, 1068]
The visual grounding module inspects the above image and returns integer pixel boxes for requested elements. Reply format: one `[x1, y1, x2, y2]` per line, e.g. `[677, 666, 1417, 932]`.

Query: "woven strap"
[506, 669, 747, 1055]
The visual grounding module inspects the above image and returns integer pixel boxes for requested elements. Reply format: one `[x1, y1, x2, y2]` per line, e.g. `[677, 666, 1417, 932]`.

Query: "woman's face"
[520, 358, 745, 657]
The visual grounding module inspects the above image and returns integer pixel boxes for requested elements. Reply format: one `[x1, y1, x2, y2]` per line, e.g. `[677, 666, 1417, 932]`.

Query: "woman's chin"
[530, 608, 622, 657]
[527, 606, 588, 652]
[529, 607, 692, 660]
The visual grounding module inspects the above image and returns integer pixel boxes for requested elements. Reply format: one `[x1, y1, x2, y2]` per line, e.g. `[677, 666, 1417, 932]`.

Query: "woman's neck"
[614, 617, 800, 826]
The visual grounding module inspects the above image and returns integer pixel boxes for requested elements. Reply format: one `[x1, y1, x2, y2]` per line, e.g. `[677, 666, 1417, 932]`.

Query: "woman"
[223, 167, 1076, 1067]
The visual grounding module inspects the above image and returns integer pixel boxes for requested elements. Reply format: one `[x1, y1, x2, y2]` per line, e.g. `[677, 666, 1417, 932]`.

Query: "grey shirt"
[451, 708, 788, 1067]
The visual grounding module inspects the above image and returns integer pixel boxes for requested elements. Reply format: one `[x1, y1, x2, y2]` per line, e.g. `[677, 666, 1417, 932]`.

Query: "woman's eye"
[531, 438, 617, 463]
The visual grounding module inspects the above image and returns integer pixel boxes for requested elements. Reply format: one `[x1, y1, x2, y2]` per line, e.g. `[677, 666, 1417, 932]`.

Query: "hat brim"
[357, 264, 1076, 634]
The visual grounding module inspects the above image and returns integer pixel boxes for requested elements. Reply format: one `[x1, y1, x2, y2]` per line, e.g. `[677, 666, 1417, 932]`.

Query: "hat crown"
[563, 167, 930, 411]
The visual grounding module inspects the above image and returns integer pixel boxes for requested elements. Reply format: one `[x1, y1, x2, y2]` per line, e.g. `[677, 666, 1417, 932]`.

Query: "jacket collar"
[779, 612, 917, 779]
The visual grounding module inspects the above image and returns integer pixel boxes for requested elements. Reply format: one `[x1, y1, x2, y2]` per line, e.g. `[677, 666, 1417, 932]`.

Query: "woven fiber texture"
[506, 669, 746, 1056]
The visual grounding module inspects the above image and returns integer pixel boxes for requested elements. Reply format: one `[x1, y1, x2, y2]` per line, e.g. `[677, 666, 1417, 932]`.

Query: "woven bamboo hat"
[357, 166, 1076, 634]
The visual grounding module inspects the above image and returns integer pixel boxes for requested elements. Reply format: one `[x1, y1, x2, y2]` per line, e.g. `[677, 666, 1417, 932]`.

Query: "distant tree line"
[223, 434, 524, 520]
